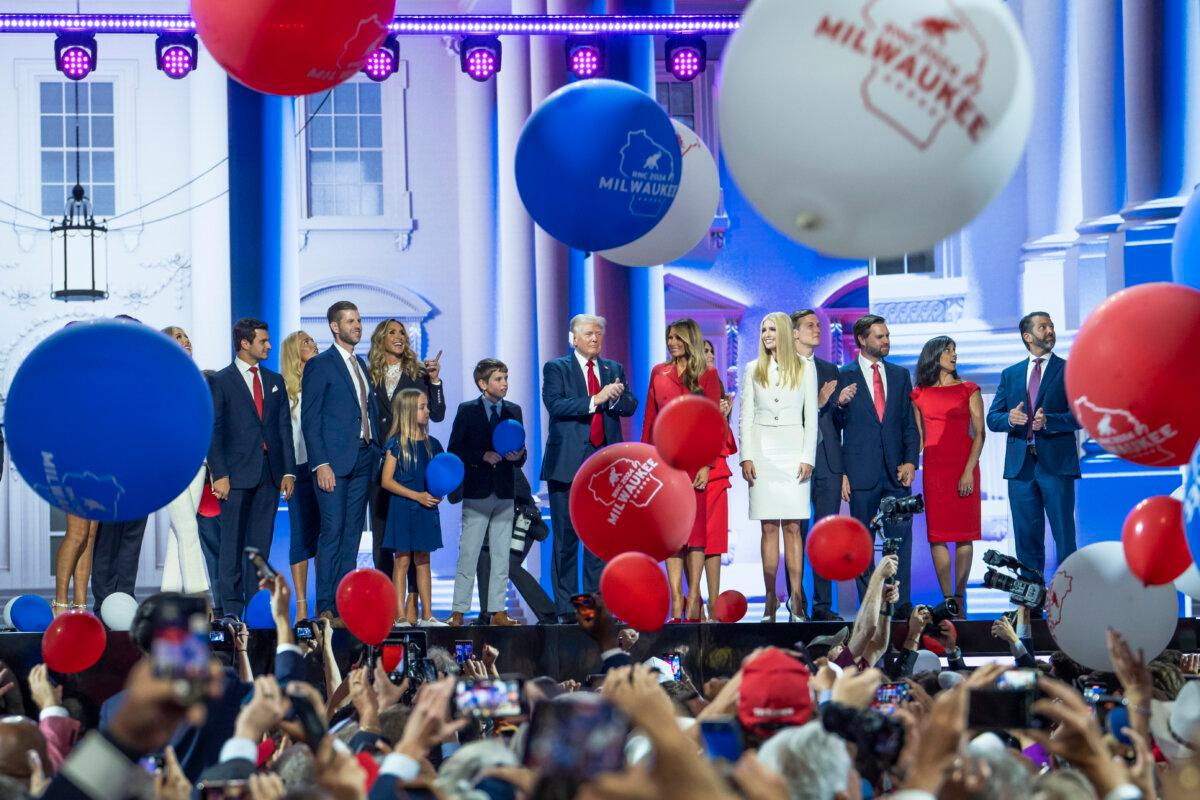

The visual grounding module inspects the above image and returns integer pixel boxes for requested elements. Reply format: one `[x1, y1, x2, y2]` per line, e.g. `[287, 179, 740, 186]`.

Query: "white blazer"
[738, 358, 819, 465]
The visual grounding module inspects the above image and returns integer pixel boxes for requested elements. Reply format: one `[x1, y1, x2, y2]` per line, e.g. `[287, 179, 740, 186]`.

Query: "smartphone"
[968, 670, 1046, 730]
[661, 652, 682, 681]
[523, 694, 630, 780]
[196, 780, 249, 799]
[294, 621, 315, 641]
[996, 669, 1039, 691]
[454, 677, 525, 718]
[287, 687, 328, 745]
[151, 596, 211, 703]
[872, 682, 911, 714]
[570, 594, 596, 622]
[421, 658, 439, 683]
[699, 717, 744, 762]
[455, 640, 474, 664]
[244, 546, 277, 582]
[138, 754, 164, 774]
[384, 631, 428, 682]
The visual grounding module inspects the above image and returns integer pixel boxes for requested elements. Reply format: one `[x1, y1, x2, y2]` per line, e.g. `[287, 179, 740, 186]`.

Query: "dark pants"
[478, 534, 557, 621]
[91, 517, 149, 612]
[198, 513, 221, 599]
[548, 479, 605, 615]
[288, 464, 321, 565]
[849, 474, 913, 606]
[218, 461, 278, 617]
[315, 445, 376, 615]
[804, 464, 843, 612]
[1009, 454, 1077, 579]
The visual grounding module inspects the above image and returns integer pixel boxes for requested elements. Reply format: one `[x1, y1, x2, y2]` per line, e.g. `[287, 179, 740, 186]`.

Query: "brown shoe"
[447, 611, 465, 627]
[491, 611, 521, 627]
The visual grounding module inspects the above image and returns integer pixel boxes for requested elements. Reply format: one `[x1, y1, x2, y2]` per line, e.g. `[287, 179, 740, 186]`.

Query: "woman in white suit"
[739, 311, 818, 622]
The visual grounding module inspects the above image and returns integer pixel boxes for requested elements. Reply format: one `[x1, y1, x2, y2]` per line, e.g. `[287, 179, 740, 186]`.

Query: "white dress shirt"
[1025, 352, 1049, 389]
[235, 356, 262, 398]
[857, 354, 888, 405]
[574, 349, 601, 413]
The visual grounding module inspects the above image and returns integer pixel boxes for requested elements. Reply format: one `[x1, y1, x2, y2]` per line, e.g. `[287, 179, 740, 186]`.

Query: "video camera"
[871, 494, 924, 536]
[982, 549, 1046, 610]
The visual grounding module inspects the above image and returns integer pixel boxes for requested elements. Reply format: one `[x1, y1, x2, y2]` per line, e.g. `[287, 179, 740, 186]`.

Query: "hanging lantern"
[50, 181, 108, 301]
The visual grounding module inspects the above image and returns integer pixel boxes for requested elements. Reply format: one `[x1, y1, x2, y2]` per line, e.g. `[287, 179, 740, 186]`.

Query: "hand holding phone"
[455, 640, 474, 664]
[454, 677, 525, 718]
[699, 717, 744, 762]
[244, 547, 277, 581]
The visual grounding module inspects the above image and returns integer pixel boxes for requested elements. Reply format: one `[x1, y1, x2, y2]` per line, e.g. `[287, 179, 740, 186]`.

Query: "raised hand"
[836, 383, 858, 406]
[424, 350, 443, 384]
[819, 379, 838, 408]
[1008, 400, 1028, 428]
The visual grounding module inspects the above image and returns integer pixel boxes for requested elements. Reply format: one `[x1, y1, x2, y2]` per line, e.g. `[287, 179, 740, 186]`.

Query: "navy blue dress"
[382, 435, 444, 553]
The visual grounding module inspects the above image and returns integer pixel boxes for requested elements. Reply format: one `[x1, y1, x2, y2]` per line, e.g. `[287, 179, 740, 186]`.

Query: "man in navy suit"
[540, 314, 638, 622]
[301, 301, 382, 620]
[207, 318, 295, 620]
[792, 309, 844, 620]
[986, 312, 1081, 581]
[832, 315, 920, 609]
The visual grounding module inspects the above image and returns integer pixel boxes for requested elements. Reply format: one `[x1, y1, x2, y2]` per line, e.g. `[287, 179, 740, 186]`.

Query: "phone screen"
[699, 718, 744, 761]
[523, 695, 629, 780]
[454, 677, 524, 718]
[455, 640, 474, 664]
[662, 653, 681, 681]
[996, 670, 1038, 691]
[294, 622, 314, 641]
[153, 602, 211, 702]
[871, 682, 911, 714]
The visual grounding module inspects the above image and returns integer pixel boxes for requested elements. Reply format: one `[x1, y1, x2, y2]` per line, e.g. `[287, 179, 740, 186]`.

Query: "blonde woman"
[159, 326, 210, 595]
[738, 312, 818, 622]
[281, 330, 321, 621]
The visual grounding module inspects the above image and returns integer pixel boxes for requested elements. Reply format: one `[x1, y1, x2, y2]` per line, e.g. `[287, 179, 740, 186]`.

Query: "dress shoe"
[812, 609, 844, 622]
[446, 611, 465, 627]
[491, 611, 521, 627]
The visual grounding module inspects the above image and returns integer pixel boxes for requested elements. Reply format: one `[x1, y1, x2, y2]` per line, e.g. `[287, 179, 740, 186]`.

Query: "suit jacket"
[985, 353, 1081, 478]
[374, 370, 446, 437]
[813, 356, 844, 475]
[448, 398, 528, 501]
[301, 346, 383, 477]
[832, 360, 920, 491]
[207, 362, 295, 489]
[539, 352, 639, 485]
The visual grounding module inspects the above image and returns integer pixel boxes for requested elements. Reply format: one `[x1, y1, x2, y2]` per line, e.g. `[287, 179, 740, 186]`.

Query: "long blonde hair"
[389, 387, 432, 468]
[753, 311, 804, 388]
[280, 331, 309, 410]
[665, 318, 708, 394]
[368, 319, 424, 388]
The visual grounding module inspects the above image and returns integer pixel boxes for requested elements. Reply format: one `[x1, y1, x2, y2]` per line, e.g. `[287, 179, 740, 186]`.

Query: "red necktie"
[250, 366, 264, 419]
[587, 359, 604, 447]
[871, 363, 885, 422]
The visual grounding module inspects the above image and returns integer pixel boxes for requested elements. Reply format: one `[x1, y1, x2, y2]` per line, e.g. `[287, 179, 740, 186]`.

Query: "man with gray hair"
[540, 313, 638, 622]
[758, 721, 853, 800]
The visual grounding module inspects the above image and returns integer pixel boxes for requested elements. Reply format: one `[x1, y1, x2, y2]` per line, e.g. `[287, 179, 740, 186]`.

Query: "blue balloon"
[492, 419, 526, 455]
[515, 79, 682, 252]
[425, 452, 465, 498]
[1106, 704, 1133, 746]
[1185, 438, 1200, 567]
[5, 320, 213, 521]
[1174, 186, 1200, 290]
[245, 589, 275, 630]
[4, 595, 53, 632]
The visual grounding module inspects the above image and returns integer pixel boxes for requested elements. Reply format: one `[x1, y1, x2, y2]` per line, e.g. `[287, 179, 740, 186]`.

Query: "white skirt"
[747, 423, 813, 521]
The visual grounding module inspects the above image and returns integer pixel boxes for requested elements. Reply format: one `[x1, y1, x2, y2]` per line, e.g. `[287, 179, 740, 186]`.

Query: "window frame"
[38, 80, 118, 218]
[653, 61, 719, 169]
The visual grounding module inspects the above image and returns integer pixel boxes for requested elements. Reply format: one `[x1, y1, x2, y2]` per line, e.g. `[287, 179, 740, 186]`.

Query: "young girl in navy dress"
[380, 388, 448, 627]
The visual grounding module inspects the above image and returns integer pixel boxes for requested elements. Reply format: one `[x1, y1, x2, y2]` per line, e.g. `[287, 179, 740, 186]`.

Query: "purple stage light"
[55, 32, 97, 81]
[154, 32, 197, 79]
[566, 35, 605, 79]
[665, 35, 706, 82]
[465, 48, 497, 80]
[362, 36, 399, 81]
[160, 44, 192, 78]
[459, 35, 501, 81]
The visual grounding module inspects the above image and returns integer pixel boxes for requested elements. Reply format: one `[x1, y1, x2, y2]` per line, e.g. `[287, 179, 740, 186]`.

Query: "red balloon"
[381, 644, 403, 674]
[569, 442, 696, 562]
[808, 516, 872, 581]
[336, 568, 397, 646]
[1122, 496, 1190, 585]
[652, 395, 727, 472]
[192, 0, 397, 96]
[1066, 283, 1200, 466]
[42, 610, 107, 674]
[600, 553, 670, 632]
[713, 590, 748, 623]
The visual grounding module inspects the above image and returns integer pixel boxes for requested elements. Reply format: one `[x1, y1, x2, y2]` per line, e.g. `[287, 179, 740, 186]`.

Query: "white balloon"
[718, 0, 1034, 258]
[1, 597, 15, 628]
[1176, 564, 1200, 601]
[99, 592, 139, 632]
[1046, 542, 1178, 671]
[599, 120, 720, 266]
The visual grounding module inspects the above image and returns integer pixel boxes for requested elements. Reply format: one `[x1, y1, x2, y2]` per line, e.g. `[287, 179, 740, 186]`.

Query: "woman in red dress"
[702, 339, 737, 621]
[642, 319, 723, 621]
[911, 336, 985, 619]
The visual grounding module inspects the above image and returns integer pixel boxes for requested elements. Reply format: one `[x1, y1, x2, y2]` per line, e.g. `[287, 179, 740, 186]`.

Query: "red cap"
[736, 649, 814, 738]
[356, 752, 380, 790]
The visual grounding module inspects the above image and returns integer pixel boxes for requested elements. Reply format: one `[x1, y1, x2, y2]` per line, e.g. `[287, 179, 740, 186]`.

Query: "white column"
[1076, 0, 1124, 224]
[279, 96, 301, 336]
[1120, 0, 1162, 209]
[188, 45, 231, 370]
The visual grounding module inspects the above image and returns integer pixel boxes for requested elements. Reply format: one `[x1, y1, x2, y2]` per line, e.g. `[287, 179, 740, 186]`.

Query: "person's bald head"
[0, 716, 49, 788]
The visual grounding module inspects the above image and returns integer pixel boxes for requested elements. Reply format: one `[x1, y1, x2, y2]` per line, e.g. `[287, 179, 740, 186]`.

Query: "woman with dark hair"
[642, 319, 722, 621]
[911, 336, 984, 618]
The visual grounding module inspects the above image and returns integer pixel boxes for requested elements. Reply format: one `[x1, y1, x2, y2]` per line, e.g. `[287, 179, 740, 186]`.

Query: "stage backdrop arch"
[299, 278, 435, 357]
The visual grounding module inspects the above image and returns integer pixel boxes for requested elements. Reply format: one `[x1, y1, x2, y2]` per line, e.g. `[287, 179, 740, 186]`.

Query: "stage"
[3, 618, 1196, 727]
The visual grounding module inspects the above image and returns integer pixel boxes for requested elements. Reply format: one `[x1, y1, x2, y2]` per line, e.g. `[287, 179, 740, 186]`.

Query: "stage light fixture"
[55, 32, 97, 81]
[566, 35, 605, 79]
[155, 32, 198, 79]
[459, 35, 502, 81]
[665, 35, 706, 82]
[362, 35, 400, 82]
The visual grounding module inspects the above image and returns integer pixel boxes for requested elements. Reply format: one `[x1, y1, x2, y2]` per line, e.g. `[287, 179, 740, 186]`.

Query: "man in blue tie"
[986, 312, 1081, 582]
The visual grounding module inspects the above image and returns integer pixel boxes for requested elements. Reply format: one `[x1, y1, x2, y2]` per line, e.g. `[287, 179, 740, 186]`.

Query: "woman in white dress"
[281, 330, 321, 622]
[160, 326, 210, 595]
[738, 311, 818, 622]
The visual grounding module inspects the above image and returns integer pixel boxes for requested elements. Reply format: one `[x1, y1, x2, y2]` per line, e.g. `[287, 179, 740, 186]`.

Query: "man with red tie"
[540, 314, 639, 623]
[832, 314, 920, 611]
[208, 318, 295, 621]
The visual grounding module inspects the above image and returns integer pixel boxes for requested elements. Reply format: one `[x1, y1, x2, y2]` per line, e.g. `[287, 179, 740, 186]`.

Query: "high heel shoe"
[786, 597, 808, 623]
[951, 594, 967, 620]
[761, 596, 778, 623]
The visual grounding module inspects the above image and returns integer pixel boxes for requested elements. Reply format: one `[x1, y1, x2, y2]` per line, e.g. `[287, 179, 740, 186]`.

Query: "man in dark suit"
[540, 314, 639, 623]
[301, 301, 382, 620]
[832, 315, 920, 608]
[208, 318, 295, 620]
[447, 358, 526, 627]
[986, 312, 1081, 580]
[791, 309, 844, 621]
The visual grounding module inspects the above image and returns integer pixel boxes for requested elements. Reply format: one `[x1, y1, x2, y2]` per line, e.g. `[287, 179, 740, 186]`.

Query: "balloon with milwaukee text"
[599, 119, 721, 266]
[807, 516, 873, 581]
[192, 0, 396, 95]
[1121, 496, 1190, 585]
[1065, 283, 1200, 467]
[516, 79, 682, 252]
[569, 442, 696, 562]
[652, 395, 727, 473]
[336, 568, 397, 646]
[718, 0, 1034, 257]
[600, 552, 670, 632]
[42, 610, 107, 674]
